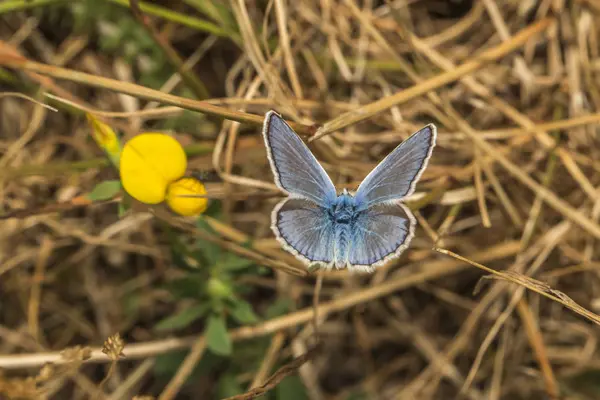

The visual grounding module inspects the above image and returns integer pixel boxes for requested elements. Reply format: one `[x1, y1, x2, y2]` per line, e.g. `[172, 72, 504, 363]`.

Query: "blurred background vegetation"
[2, 0, 600, 399]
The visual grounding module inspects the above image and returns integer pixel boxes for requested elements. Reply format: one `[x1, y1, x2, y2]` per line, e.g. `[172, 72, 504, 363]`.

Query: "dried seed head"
[60, 346, 92, 364]
[102, 333, 126, 361]
[36, 364, 55, 382]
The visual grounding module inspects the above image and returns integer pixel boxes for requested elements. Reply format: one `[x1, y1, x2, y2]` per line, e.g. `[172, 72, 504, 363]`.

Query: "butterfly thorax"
[329, 191, 358, 225]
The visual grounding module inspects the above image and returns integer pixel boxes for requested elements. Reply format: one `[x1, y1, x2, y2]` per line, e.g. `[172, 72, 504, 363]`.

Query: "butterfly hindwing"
[263, 111, 337, 205]
[272, 198, 334, 265]
[347, 203, 416, 270]
[354, 124, 436, 208]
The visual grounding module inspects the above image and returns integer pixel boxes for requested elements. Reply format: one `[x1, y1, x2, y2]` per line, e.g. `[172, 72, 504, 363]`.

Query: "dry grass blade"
[434, 248, 600, 326]
[157, 336, 206, 400]
[310, 17, 554, 141]
[473, 147, 491, 228]
[0, 91, 57, 111]
[515, 299, 559, 399]
[45, 93, 182, 118]
[249, 332, 286, 389]
[0, 54, 314, 134]
[469, 113, 600, 138]
[446, 105, 600, 240]
[0, 197, 119, 220]
[274, 0, 303, 99]
[408, 24, 599, 204]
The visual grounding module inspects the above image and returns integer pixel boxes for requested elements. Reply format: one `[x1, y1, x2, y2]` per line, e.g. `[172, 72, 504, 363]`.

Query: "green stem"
[0, 0, 68, 13]
[182, 0, 240, 42]
[2, 143, 215, 179]
[0, 67, 19, 85]
[106, 0, 232, 39]
[129, 0, 211, 100]
[4, 158, 111, 178]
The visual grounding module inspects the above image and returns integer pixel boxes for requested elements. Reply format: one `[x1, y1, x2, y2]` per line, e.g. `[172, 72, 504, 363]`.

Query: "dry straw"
[2, 1, 600, 399]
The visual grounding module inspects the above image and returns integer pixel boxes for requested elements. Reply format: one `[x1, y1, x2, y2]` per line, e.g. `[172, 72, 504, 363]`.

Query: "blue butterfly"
[262, 110, 436, 272]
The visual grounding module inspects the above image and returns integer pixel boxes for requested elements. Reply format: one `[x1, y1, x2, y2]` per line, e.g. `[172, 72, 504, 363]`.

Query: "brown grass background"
[2, 0, 600, 399]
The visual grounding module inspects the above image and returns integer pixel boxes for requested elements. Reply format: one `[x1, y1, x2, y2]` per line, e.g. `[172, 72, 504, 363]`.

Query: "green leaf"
[195, 218, 222, 265]
[117, 199, 128, 218]
[87, 180, 121, 201]
[344, 391, 369, 400]
[164, 276, 204, 300]
[221, 251, 255, 271]
[257, 266, 271, 275]
[168, 234, 202, 272]
[191, 246, 218, 269]
[154, 351, 189, 377]
[266, 298, 292, 319]
[206, 314, 232, 356]
[196, 215, 216, 232]
[276, 376, 308, 400]
[206, 199, 223, 216]
[154, 304, 209, 332]
[229, 298, 259, 324]
[153, 349, 219, 381]
[563, 369, 600, 398]
[122, 293, 141, 317]
[216, 372, 244, 398]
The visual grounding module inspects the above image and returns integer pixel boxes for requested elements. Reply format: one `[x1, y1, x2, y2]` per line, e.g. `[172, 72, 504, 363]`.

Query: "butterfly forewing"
[263, 111, 337, 206]
[272, 198, 335, 265]
[354, 125, 436, 209]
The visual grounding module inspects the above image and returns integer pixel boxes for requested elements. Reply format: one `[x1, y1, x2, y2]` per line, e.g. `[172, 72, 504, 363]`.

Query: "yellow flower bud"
[166, 177, 208, 216]
[120, 133, 187, 204]
[86, 113, 122, 166]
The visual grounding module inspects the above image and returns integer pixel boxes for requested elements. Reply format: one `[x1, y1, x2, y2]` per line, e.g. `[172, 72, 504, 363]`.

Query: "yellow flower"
[120, 133, 187, 204]
[86, 113, 122, 166]
[118, 132, 208, 217]
[166, 177, 209, 216]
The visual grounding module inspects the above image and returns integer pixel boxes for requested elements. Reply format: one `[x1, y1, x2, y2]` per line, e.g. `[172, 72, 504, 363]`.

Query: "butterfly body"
[327, 190, 358, 268]
[263, 110, 436, 272]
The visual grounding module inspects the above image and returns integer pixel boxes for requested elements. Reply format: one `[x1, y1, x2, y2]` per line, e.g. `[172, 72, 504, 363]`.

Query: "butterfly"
[262, 110, 436, 272]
